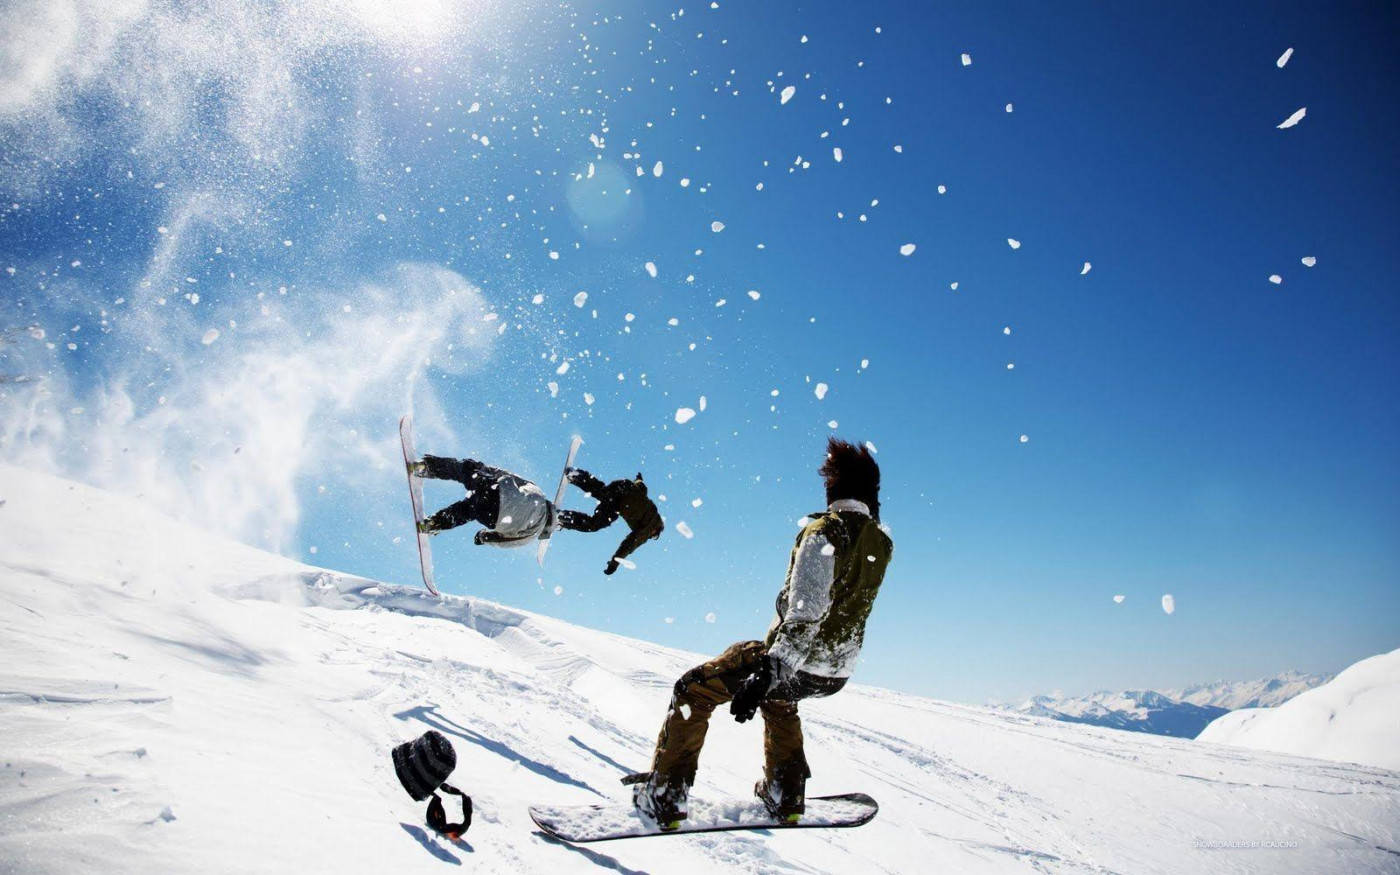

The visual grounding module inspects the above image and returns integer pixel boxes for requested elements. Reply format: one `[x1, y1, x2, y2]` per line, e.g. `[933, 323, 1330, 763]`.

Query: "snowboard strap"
[426, 783, 472, 839]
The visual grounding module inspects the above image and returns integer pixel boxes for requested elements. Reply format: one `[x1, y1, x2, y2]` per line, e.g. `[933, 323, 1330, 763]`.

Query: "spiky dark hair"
[819, 437, 880, 518]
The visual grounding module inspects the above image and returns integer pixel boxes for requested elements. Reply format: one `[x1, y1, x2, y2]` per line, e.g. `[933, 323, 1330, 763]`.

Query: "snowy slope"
[2, 465, 1399, 874]
[1198, 649, 1400, 772]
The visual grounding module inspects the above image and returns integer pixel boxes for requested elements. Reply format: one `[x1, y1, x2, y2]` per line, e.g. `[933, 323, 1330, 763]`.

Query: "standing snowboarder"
[558, 468, 664, 574]
[628, 438, 892, 829]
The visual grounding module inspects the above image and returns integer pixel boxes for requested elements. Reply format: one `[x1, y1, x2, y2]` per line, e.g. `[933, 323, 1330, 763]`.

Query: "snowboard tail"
[529, 792, 877, 843]
[398, 415, 439, 596]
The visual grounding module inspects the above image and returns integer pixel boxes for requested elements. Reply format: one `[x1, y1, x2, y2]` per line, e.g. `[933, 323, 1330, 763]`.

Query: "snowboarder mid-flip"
[410, 456, 663, 569]
[628, 437, 893, 829]
[558, 467, 664, 575]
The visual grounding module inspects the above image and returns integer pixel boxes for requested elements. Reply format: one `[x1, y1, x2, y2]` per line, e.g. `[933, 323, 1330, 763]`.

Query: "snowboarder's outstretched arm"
[565, 466, 609, 496]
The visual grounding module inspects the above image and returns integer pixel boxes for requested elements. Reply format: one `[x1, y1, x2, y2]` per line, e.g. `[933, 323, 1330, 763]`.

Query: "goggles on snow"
[426, 783, 472, 840]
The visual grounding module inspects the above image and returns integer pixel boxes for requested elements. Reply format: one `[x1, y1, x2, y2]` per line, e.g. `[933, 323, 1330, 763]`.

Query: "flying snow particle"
[1003, 326, 1012, 335]
[680, 178, 691, 187]
[548, 382, 559, 397]
[833, 147, 843, 163]
[554, 585, 563, 596]
[691, 498, 703, 508]
[961, 53, 972, 66]
[549, 251, 559, 260]
[665, 616, 675, 625]
[676, 521, 695, 539]
[899, 243, 916, 256]
[937, 184, 947, 195]
[573, 291, 588, 307]
[1007, 363, 1015, 370]
[1269, 274, 1282, 285]
[747, 290, 761, 300]
[1019, 434, 1029, 444]
[1301, 256, 1317, 267]
[780, 85, 796, 104]
[1005, 103, 1014, 113]
[827, 419, 839, 429]
[584, 393, 595, 406]
[1007, 238, 1022, 250]
[815, 382, 829, 400]
[376, 213, 387, 222]
[645, 261, 658, 278]
[667, 317, 679, 326]
[711, 220, 725, 232]
[705, 612, 716, 623]
[860, 358, 870, 369]
[653, 161, 664, 177]
[532, 293, 545, 304]
[675, 407, 697, 424]
[699, 396, 708, 411]
[1081, 261, 1092, 275]
[1277, 107, 1307, 129]
[201, 329, 220, 345]
[864, 441, 878, 454]
[556, 361, 570, 375]
[1113, 594, 1126, 604]
[1276, 47, 1294, 68]
[1161, 594, 1175, 615]
[618, 558, 636, 571]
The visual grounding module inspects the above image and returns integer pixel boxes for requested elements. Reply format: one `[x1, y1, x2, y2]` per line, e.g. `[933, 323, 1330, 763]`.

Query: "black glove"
[729, 657, 774, 724]
[604, 558, 619, 575]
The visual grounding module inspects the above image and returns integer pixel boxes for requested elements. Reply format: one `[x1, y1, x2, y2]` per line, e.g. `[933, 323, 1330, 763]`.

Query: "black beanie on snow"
[392, 730, 457, 801]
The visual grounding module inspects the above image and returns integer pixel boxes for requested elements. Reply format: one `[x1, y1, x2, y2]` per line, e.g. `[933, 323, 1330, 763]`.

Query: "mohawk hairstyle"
[819, 437, 881, 518]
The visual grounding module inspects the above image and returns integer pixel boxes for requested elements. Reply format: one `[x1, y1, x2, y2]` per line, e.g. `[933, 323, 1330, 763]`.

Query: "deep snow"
[2, 465, 1398, 873]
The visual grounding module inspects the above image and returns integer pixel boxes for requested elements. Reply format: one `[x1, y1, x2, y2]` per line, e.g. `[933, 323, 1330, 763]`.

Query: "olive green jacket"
[765, 499, 893, 679]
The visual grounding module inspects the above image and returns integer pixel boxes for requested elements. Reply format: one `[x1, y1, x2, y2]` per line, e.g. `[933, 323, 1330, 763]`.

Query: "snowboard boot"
[416, 518, 440, 536]
[406, 459, 428, 478]
[622, 771, 688, 830]
[754, 776, 804, 822]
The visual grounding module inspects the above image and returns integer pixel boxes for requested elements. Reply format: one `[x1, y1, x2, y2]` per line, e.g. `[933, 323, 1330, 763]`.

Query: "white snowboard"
[536, 434, 583, 566]
[398, 415, 439, 596]
[530, 792, 878, 843]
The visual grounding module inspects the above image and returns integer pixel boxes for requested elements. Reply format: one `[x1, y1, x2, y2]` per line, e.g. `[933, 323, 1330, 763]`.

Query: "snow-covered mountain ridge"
[1012, 671, 1334, 739]
[2, 465, 1397, 873]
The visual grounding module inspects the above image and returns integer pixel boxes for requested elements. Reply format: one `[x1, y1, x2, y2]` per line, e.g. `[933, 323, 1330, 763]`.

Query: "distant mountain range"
[1011, 671, 1334, 739]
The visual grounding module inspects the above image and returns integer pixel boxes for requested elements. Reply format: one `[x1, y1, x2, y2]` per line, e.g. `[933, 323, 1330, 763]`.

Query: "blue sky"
[2, 0, 1397, 704]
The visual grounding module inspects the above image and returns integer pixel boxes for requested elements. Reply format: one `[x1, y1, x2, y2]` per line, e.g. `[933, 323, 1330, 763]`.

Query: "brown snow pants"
[649, 640, 811, 791]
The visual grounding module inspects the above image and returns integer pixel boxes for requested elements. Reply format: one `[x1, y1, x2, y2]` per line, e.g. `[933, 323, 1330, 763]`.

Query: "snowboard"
[398, 414, 439, 596]
[536, 434, 583, 566]
[529, 792, 878, 843]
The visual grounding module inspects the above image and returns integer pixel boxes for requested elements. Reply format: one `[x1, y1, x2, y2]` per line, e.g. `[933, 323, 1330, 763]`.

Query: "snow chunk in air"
[573, 291, 588, 307]
[780, 85, 796, 104]
[201, 329, 220, 345]
[1161, 594, 1176, 615]
[675, 521, 695, 539]
[1113, 594, 1125, 604]
[1301, 256, 1317, 267]
[1277, 107, 1307, 129]
[814, 382, 829, 400]
[961, 53, 972, 67]
[711, 220, 725, 233]
[899, 243, 916, 256]
[1276, 47, 1294, 68]
[675, 407, 697, 424]
[645, 261, 658, 278]
[1007, 238, 1022, 250]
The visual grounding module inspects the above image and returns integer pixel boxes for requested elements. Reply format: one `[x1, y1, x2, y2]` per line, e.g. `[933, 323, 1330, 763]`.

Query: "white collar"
[828, 498, 871, 517]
